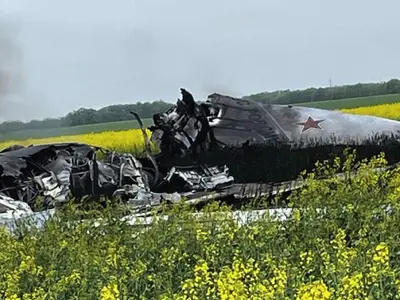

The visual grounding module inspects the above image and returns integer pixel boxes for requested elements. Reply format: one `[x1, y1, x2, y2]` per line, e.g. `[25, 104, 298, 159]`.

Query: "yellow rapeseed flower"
[336, 272, 365, 299]
[5, 295, 21, 300]
[341, 102, 400, 121]
[373, 242, 389, 266]
[296, 279, 332, 300]
[22, 287, 47, 300]
[100, 277, 120, 300]
[0, 129, 153, 154]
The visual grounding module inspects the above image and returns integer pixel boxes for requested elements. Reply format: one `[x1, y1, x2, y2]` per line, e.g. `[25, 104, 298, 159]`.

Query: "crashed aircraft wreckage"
[2, 88, 400, 225]
[0, 141, 296, 221]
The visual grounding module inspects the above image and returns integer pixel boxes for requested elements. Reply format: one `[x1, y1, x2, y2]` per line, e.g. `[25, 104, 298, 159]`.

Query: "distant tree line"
[1, 78, 400, 134]
[0, 100, 173, 134]
[243, 78, 400, 105]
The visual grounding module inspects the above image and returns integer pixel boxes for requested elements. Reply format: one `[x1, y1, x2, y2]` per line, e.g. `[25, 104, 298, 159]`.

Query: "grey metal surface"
[207, 93, 400, 146]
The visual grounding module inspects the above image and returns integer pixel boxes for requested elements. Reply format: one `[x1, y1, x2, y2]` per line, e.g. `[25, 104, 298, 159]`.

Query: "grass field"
[0, 118, 153, 142]
[0, 129, 156, 155]
[295, 93, 400, 109]
[341, 102, 400, 121]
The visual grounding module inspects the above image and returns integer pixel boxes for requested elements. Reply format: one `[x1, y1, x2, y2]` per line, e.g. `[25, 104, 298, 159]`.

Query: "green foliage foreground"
[2, 151, 400, 299]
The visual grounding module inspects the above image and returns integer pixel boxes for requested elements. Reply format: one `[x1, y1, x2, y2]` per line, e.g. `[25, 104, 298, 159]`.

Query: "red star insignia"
[296, 116, 324, 133]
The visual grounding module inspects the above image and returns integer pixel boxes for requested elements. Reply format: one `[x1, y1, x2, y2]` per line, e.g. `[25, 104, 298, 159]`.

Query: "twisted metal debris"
[2, 88, 400, 226]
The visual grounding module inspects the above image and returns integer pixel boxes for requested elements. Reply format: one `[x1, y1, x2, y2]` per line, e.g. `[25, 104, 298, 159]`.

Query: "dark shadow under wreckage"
[167, 134, 400, 184]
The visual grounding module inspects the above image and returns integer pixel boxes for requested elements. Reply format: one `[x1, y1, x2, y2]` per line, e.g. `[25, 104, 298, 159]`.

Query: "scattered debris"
[2, 88, 400, 224]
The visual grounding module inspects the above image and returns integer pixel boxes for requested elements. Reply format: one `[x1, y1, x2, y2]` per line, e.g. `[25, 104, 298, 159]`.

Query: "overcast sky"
[0, 0, 398, 122]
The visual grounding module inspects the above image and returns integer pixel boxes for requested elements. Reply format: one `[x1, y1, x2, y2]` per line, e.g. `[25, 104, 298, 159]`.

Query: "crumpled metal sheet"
[164, 165, 234, 191]
[0, 193, 33, 219]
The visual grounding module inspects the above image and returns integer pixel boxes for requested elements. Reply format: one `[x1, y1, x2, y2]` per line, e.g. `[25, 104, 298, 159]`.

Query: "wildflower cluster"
[0, 129, 156, 156]
[341, 102, 400, 121]
[1, 151, 400, 298]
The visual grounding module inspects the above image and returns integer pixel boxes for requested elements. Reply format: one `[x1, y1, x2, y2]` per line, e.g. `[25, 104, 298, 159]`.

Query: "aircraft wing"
[207, 93, 400, 146]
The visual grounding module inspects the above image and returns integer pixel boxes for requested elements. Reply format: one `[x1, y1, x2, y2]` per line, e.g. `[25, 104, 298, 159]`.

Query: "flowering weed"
[1, 151, 400, 298]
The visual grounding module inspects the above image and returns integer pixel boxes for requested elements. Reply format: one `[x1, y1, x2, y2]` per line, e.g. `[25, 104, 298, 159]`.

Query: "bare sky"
[0, 0, 398, 122]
